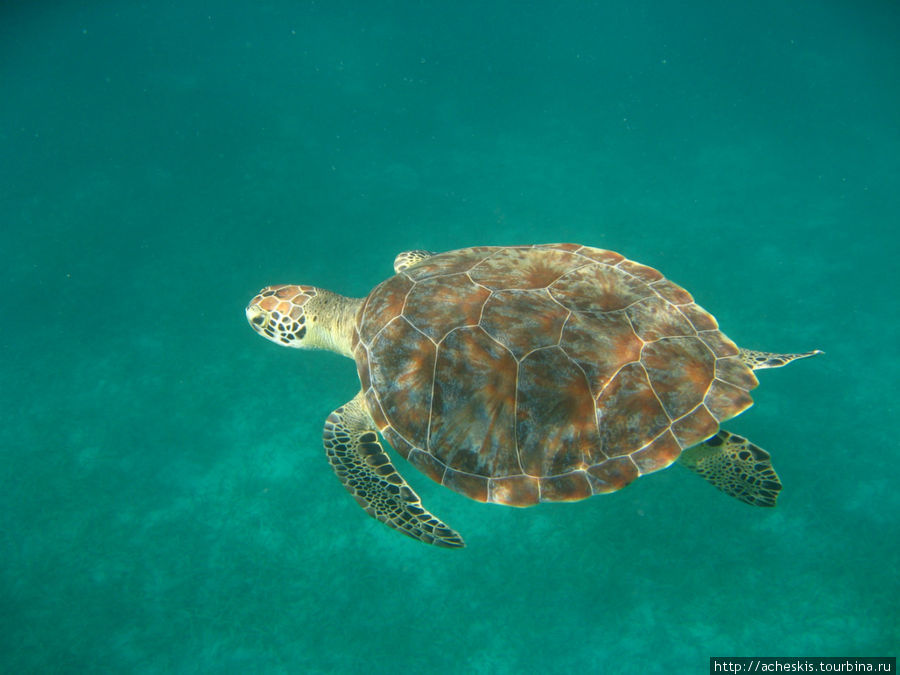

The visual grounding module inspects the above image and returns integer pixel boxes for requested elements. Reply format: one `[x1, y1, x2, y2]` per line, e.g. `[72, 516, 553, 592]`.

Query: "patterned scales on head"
[352, 244, 758, 506]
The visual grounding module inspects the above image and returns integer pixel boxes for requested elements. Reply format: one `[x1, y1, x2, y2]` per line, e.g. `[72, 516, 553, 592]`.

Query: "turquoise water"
[2, 1, 898, 671]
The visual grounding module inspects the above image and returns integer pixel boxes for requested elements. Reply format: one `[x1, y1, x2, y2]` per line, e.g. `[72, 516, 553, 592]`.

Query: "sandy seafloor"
[1, 1, 897, 672]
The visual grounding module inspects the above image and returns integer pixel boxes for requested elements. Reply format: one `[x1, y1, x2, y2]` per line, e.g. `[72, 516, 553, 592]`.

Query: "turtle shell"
[351, 244, 758, 506]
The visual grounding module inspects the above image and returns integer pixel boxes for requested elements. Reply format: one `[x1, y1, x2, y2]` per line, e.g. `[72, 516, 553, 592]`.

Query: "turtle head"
[246, 285, 319, 349]
[246, 284, 360, 357]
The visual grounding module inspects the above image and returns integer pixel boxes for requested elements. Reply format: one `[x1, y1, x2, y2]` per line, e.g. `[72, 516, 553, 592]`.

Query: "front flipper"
[393, 250, 434, 274]
[323, 392, 464, 548]
[678, 430, 782, 507]
[740, 348, 823, 370]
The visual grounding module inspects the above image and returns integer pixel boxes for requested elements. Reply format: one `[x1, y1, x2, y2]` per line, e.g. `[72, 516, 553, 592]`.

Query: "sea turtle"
[246, 244, 821, 548]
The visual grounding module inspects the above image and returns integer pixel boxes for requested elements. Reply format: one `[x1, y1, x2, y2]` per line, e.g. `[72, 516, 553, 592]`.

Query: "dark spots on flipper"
[297, 326, 307, 338]
[372, 462, 394, 478]
[358, 442, 381, 458]
[738, 451, 751, 460]
[360, 432, 377, 443]
[749, 445, 769, 460]
[706, 433, 724, 447]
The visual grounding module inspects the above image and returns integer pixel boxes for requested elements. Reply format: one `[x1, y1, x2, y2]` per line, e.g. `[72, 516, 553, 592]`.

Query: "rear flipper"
[740, 348, 823, 370]
[678, 430, 782, 507]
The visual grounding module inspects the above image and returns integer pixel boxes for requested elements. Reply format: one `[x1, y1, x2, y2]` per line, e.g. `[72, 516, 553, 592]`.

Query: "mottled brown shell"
[351, 244, 758, 506]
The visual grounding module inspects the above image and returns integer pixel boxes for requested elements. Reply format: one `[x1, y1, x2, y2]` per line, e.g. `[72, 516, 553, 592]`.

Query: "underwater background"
[2, 1, 898, 672]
